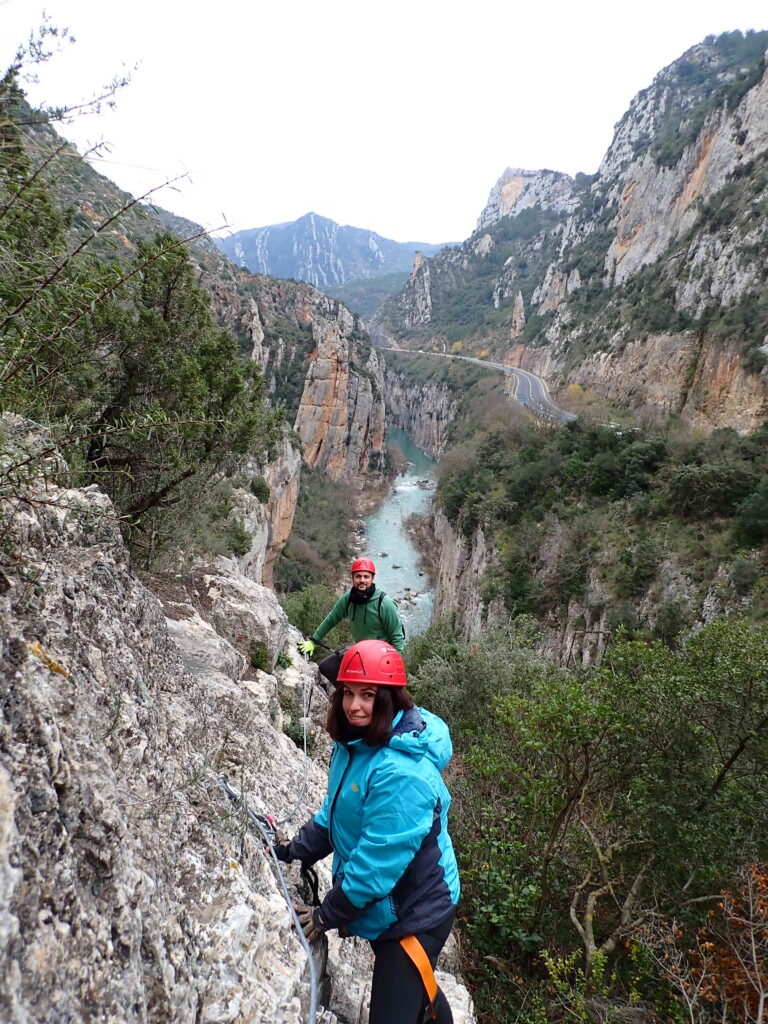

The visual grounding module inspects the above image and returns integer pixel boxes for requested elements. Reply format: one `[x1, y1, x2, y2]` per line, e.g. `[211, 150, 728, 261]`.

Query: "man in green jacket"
[299, 558, 405, 684]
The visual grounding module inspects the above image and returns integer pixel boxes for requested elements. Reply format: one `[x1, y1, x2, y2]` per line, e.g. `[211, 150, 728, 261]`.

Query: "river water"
[362, 427, 436, 637]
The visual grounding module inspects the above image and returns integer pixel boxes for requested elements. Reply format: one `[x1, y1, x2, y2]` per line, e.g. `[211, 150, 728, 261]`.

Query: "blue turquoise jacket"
[288, 706, 460, 940]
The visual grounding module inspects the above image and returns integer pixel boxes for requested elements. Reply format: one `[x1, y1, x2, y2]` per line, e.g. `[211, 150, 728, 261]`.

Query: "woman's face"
[342, 684, 378, 728]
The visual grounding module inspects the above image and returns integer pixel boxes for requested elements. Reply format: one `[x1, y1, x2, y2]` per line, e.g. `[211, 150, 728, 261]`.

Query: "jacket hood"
[386, 707, 453, 771]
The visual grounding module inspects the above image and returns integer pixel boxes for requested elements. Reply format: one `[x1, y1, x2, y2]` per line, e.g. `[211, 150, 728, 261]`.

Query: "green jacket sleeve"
[380, 595, 405, 653]
[312, 592, 350, 644]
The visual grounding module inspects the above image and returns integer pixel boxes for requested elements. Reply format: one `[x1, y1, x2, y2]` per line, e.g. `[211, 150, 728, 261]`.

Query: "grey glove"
[271, 827, 292, 862]
[294, 902, 327, 943]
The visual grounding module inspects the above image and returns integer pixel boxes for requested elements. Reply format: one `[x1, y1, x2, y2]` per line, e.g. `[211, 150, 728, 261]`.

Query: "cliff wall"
[246, 279, 387, 483]
[0, 422, 475, 1024]
[431, 511, 506, 637]
[215, 437, 303, 589]
[383, 369, 458, 459]
[508, 330, 768, 433]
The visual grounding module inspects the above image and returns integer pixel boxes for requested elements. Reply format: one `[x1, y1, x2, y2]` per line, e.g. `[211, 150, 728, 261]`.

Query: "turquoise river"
[361, 427, 436, 637]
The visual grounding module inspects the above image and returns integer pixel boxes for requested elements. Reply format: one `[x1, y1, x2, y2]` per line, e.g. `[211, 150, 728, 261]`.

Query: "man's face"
[352, 571, 373, 591]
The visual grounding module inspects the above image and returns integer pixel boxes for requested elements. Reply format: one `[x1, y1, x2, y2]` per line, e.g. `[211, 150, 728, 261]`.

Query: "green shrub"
[250, 645, 270, 671]
[731, 558, 759, 595]
[250, 475, 270, 503]
[226, 521, 253, 557]
[736, 475, 768, 542]
[665, 462, 754, 518]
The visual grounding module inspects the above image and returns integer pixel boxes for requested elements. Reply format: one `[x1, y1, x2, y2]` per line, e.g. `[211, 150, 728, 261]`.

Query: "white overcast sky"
[2, 0, 767, 243]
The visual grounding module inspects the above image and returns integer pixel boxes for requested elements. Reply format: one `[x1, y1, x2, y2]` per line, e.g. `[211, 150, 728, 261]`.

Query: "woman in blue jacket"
[276, 638, 460, 1023]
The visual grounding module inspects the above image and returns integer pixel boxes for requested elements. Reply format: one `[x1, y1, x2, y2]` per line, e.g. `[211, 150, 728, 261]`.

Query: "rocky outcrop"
[0, 427, 475, 1024]
[431, 514, 607, 667]
[476, 167, 579, 230]
[234, 277, 388, 484]
[383, 370, 458, 459]
[509, 329, 768, 432]
[215, 438, 303, 588]
[403, 253, 434, 326]
[294, 316, 386, 481]
[431, 511, 506, 636]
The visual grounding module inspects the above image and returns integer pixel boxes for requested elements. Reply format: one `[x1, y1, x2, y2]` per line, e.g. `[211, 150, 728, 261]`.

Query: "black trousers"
[318, 650, 344, 685]
[368, 912, 455, 1024]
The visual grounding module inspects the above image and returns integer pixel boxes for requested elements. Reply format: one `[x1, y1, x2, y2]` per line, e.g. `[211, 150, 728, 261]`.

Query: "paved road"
[411, 350, 576, 424]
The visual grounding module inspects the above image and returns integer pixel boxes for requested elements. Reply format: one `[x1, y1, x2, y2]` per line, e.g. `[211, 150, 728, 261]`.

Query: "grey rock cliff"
[0, 422, 474, 1023]
[476, 167, 579, 230]
[431, 510, 506, 636]
[383, 369, 458, 459]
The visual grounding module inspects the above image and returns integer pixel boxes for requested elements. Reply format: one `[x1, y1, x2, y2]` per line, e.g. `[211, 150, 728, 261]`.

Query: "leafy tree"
[84, 234, 282, 550]
[737, 475, 768, 543]
[0, 67, 283, 565]
[665, 462, 755, 518]
[410, 619, 768, 1022]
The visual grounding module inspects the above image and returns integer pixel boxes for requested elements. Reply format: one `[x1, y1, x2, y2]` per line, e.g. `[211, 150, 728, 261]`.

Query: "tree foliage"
[408, 618, 768, 1022]
[0, 65, 283, 564]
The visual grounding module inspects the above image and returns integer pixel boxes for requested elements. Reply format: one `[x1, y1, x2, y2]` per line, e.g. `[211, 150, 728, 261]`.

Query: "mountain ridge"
[215, 210, 451, 291]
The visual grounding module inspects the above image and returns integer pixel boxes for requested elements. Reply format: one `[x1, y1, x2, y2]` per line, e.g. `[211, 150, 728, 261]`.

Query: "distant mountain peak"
[215, 214, 449, 291]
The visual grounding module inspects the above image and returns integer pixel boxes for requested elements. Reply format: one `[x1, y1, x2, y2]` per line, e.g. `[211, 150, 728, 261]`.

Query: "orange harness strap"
[399, 934, 438, 1020]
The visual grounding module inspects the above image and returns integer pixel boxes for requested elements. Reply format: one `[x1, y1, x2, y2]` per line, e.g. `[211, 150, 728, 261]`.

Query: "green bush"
[736, 475, 768, 542]
[414, 618, 768, 1022]
[249, 645, 270, 671]
[665, 462, 755, 518]
[730, 558, 759, 595]
[250, 475, 270, 503]
[226, 521, 253, 557]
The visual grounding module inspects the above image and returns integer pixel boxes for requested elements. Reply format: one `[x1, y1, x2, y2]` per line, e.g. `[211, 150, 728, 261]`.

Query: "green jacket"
[312, 585, 405, 653]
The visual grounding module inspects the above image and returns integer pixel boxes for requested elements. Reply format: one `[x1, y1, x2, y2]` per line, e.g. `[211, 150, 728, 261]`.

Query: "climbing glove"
[294, 902, 327, 943]
[272, 829, 293, 862]
[298, 639, 316, 657]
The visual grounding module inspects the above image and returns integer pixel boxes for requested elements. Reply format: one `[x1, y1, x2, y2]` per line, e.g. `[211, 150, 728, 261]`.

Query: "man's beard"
[349, 583, 375, 604]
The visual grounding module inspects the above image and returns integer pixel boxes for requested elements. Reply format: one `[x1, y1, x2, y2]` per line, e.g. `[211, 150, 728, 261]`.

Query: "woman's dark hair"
[327, 685, 415, 745]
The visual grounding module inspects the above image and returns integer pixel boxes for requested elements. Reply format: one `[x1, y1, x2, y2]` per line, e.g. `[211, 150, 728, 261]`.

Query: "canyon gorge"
[4, 27, 768, 1024]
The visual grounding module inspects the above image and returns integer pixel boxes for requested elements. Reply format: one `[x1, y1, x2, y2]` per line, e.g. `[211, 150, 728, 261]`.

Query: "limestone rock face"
[240, 276, 387, 483]
[597, 50, 768, 289]
[404, 253, 433, 326]
[0, 434, 474, 1024]
[431, 511, 506, 636]
[215, 437, 303, 588]
[431, 512, 608, 667]
[293, 307, 386, 482]
[512, 330, 768, 432]
[383, 370, 458, 459]
[476, 167, 579, 230]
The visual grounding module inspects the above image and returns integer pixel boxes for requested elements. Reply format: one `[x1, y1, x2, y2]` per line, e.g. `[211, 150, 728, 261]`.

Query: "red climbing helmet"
[337, 640, 406, 687]
[350, 557, 376, 575]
